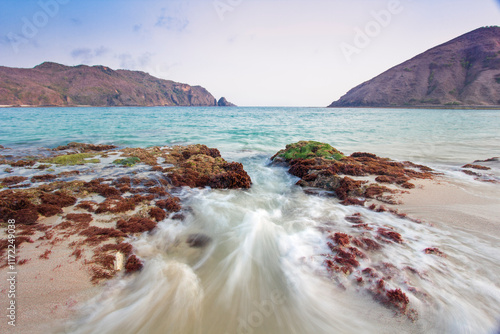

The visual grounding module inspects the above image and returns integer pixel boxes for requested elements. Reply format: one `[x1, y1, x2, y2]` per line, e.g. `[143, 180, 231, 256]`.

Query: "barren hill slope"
[329, 27, 500, 108]
[0, 62, 218, 107]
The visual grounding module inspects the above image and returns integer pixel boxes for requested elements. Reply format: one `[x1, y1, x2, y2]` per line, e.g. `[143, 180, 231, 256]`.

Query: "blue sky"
[0, 0, 499, 106]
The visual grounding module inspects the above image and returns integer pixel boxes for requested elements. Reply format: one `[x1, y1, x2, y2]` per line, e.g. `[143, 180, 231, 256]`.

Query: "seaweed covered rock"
[53, 142, 117, 152]
[271, 141, 433, 203]
[164, 145, 251, 189]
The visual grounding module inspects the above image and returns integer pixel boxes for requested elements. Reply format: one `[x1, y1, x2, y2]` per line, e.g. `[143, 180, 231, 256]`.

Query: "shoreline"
[1, 143, 499, 332]
[2, 105, 500, 110]
[327, 105, 500, 110]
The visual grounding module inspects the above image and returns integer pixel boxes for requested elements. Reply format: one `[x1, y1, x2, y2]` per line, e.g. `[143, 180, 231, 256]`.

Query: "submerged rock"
[186, 233, 212, 248]
[53, 142, 117, 152]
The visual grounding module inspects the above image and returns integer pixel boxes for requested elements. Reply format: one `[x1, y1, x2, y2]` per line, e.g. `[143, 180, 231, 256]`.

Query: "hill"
[329, 27, 500, 108]
[0, 62, 219, 107]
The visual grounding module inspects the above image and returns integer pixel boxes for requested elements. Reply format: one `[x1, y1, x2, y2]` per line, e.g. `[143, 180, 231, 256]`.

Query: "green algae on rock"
[272, 141, 344, 161]
[113, 157, 141, 167]
[45, 153, 100, 165]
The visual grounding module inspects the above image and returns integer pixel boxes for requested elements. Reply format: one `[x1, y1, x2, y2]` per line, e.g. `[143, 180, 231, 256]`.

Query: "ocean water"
[1, 107, 499, 165]
[1, 107, 500, 334]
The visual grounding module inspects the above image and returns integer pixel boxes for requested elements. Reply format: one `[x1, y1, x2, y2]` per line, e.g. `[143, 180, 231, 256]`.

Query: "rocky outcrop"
[329, 27, 500, 108]
[217, 97, 236, 107]
[0, 62, 219, 107]
[0, 143, 251, 283]
[271, 141, 434, 204]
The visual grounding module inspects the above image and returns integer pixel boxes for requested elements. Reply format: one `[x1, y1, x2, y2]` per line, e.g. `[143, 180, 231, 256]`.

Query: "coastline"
[2, 104, 500, 110]
[327, 105, 500, 110]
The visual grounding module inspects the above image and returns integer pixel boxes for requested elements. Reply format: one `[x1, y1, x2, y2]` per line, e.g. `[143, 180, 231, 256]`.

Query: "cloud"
[71, 46, 110, 64]
[71, 47, 92, 59]
[0, 35, 12, 46]
[70, 18, 83, 26]
[155, 8, 189, 32]
[117, 52, 153, 70]
[95, 46, 109, 57]
[133, 24, 143, 32]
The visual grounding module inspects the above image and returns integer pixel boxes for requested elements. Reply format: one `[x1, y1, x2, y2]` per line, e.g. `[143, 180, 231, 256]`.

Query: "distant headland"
[329, 27, 500, 109]
[0, 62, 235, 108]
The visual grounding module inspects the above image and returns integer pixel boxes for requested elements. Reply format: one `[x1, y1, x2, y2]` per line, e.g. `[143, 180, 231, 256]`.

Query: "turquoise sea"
[2, 107, 500, 334]
[1, 107, 499, 166]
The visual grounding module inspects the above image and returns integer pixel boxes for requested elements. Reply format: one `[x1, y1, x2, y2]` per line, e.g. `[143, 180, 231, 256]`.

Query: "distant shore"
[327, 105, 500, 110]
[2, 104, 500, 110]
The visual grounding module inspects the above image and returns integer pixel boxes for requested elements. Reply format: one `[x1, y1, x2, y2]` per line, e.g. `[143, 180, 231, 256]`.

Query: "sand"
[0, 210, 109, 334]
[392, 177, 500, 240]
[0, 225, 100, 334]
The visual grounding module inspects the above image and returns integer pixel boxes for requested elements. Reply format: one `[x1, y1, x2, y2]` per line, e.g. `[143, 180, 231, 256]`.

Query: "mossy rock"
[273, 141, 344, 161]
[113, 157, 141, 167]
[46, 153, 100, 165]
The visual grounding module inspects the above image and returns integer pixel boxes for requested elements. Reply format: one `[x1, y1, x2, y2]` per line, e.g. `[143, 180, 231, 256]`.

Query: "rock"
[271, 141, 344, 162]
[125, 255, 143, 273]
[1, 176, 28, 186]
[461, 164, 491, 170]
[115, 252, 125, 271]
[473, 157, 499, 163]
[186, 234, 212, 248]
[217, 97, 236, 107]
[164, 145, 251, 189]
[53, 142, 117, 152]
[271, 141, 434, 202]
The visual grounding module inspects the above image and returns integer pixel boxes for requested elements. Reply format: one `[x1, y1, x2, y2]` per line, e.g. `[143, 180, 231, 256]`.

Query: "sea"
[1, 107, 500, 334]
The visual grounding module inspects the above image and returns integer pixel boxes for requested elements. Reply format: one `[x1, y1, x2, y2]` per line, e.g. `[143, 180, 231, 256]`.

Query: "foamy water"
[58, 155, 500, 334]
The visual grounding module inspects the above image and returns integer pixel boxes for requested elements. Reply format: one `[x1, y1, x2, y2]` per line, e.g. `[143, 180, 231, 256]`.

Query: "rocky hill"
[0, 62, 219, 107]
[217, 97, 236, 106]
[329, 27, 500, 108]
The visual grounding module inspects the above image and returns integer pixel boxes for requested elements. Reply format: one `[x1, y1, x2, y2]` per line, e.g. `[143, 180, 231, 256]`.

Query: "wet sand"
[0, 220, 99, 334]
[393, 177, 500, 240]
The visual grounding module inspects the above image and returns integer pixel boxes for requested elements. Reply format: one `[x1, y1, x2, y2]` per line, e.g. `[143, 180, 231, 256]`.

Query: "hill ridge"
[0, 62, 221, 107]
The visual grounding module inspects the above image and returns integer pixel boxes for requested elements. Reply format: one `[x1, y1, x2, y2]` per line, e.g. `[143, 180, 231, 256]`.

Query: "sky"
[0, 0, 499, 107]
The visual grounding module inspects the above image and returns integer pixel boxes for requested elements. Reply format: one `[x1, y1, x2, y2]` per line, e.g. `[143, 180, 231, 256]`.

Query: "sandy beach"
[0, 213, 100, 334]
[394, 177, 500, 240]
